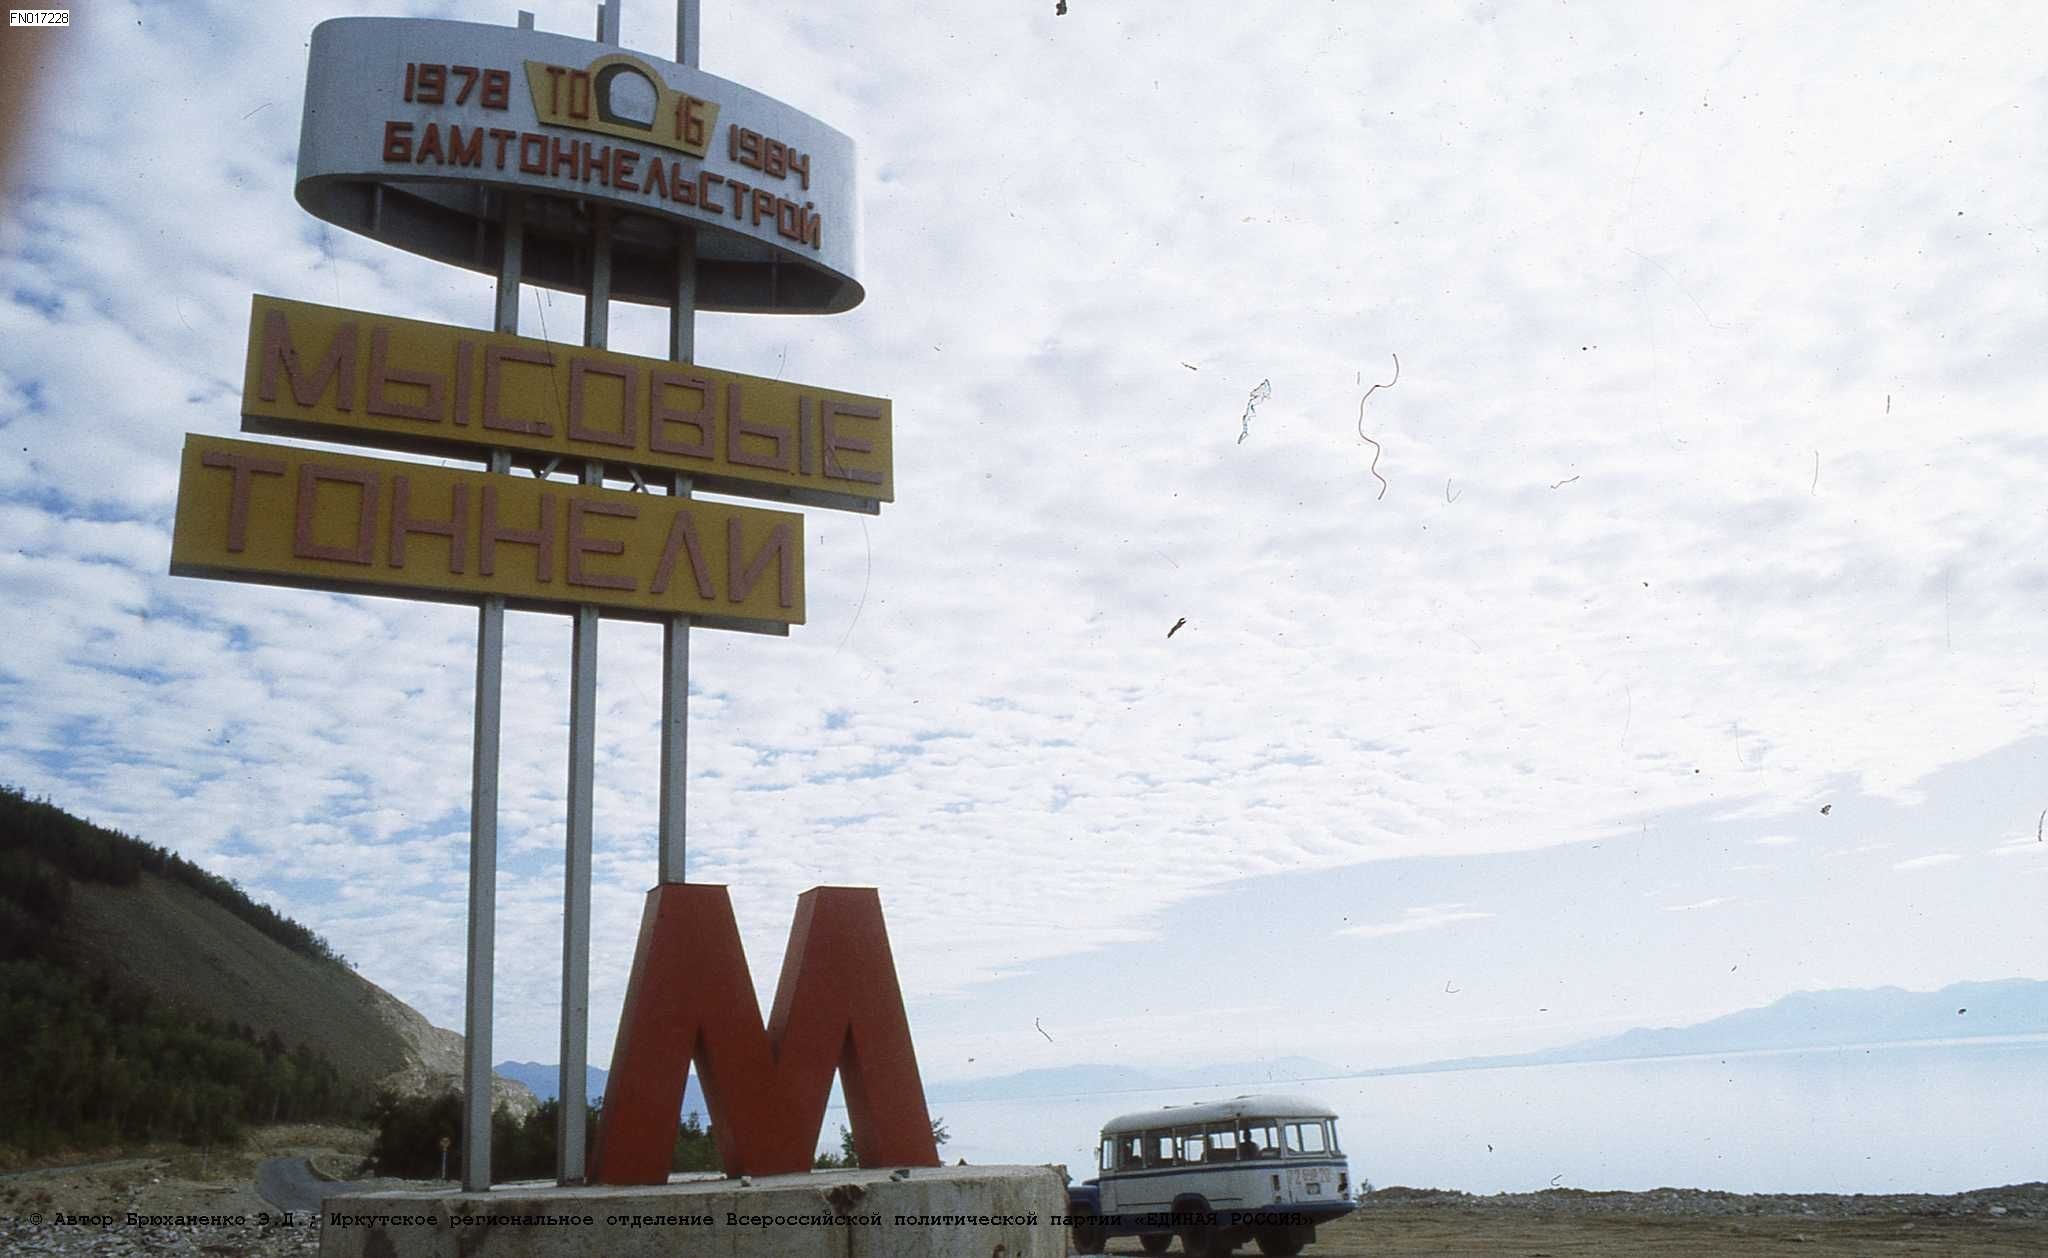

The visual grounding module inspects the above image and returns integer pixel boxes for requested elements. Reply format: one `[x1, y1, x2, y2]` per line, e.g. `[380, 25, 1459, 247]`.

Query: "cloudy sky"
[3, 0, 2046, 1093]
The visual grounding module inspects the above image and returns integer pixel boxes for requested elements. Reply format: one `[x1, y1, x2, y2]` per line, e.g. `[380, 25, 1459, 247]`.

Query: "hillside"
[0, 785, 533, 1155]
[61, 868, 534, 1114]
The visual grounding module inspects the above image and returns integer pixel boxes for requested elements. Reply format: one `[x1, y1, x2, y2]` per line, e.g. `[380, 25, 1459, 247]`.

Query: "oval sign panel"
[296, 18, 862, 314]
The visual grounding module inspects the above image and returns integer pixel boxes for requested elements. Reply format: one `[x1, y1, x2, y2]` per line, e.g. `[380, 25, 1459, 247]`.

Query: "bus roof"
[1099, 1094, 1339, 1135]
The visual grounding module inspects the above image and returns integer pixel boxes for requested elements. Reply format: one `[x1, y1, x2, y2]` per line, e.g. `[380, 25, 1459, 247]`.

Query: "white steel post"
[659, 3, 700, 885]
[559, 206, 611, 1184]
[660, 226, 696, 885]
[678, 0, 700, 67]
[463, 191, 524, 1194]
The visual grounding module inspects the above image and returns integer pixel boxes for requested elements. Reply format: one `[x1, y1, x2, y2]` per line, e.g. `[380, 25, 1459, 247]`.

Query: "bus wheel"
[1254, 1223, 1308, 1256]
[1071, 1209, 1107, 1255]
[1140, 1234, 1172, 1254]
[1180, 1223, 1236, 1257]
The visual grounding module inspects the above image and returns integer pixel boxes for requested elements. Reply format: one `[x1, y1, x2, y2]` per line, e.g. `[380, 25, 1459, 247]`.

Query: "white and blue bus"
[1066, 1094, 1356, 1256]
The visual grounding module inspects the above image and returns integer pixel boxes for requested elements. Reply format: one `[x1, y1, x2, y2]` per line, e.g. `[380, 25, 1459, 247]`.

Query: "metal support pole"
[560, 598, 596, 1185]
[557, 208, 611, 1185]
[677, 0, 700, 67]
[655, 0, 701, 888]
[659, 225, 697, 885]
[463, 192, 524, 1193]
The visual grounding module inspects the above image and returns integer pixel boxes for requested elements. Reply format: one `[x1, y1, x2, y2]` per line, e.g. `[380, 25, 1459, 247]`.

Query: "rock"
[361, 984, 540, 1120]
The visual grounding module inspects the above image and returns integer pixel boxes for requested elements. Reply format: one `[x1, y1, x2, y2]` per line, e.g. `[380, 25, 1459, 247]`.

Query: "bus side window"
[1152, 1133, 1176, 1166]
[1178, 1131, 1207, 1164]
[1101, 1138, 1115, 1171]
[1121, 1135, 1144, 1170]
[1242, 1121, 1278, 1158]
[1206, 1123, 1238, 1162]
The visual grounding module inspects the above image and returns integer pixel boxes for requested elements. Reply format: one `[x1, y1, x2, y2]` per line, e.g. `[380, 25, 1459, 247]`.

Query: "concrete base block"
[316, 1164, 1068, 1258]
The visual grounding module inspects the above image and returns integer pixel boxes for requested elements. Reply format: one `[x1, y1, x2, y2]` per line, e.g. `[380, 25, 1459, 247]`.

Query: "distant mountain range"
[494, 1060, 708, 1119]
[487, 1055, 1343, 1113]
[496, 979, 2048, 1113]
[493, 1061, 607, 1105]
[484, 1058, 1336, 1113]
[924, 1057, 1345, 1103]
[925, 979, 2048, 1099]
[1568, 978, 2048, 1058]
[1373, 977, 2048, 1078]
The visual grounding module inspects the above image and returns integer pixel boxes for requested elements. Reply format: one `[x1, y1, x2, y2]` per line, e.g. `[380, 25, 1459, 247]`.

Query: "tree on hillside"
[0, 957, 363, 1154]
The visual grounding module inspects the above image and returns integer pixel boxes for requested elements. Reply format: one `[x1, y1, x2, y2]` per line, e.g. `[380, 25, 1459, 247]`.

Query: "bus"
[1065, 1094, 1356, 1256]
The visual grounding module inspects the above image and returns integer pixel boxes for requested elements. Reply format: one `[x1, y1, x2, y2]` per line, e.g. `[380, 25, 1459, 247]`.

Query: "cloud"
[1338, 904, 1495, 939]
[5, 1, 2048, 1068]
[1663, 897, 1737, 913]
[1892, 853, 1964, 871]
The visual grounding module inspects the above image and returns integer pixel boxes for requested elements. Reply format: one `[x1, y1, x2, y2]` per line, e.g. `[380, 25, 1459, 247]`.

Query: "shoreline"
[1356, 1181, 2048, 1219]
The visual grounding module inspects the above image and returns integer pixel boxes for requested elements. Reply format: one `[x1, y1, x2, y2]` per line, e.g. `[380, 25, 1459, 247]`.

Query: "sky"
[3, 0, 2047, 1096]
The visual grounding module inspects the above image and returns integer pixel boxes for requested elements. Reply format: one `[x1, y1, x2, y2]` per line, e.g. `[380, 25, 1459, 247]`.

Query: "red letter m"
[591, 884, 940, 1182]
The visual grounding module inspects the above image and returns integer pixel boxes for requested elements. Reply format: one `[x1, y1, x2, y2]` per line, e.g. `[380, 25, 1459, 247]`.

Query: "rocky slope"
[59, 869, 534, 1119]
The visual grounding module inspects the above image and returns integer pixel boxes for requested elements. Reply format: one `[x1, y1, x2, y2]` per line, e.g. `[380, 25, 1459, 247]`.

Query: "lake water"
[868, 1037, 2048, 1195]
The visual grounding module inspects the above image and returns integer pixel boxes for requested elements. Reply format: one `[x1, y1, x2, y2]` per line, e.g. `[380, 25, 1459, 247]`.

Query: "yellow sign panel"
[239, 295, 891, 513]
[523, 53, 718, 157]
[170, 435, 802, 631]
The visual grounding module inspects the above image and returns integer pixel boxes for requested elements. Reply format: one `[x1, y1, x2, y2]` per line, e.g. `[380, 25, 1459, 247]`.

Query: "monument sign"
[169, 0, 937, 1195]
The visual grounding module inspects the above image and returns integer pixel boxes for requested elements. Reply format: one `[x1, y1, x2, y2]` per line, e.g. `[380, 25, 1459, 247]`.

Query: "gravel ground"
[0, 1212, 322, 1257]
[0, 1124, 378, 1256]
[1094, 1184, 2048, 1257]
[5, 1139, 2044, 1257]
